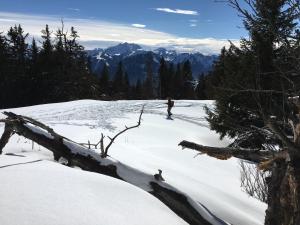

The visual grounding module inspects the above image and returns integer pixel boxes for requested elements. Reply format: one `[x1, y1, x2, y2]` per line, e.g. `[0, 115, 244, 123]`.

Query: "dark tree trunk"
[265, 158, 300, 225]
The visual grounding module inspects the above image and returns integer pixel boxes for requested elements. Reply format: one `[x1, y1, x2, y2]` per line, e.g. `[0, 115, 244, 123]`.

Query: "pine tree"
[123, 72, 130, 98]
[167, 62, 175, 98]
[113, 61, 124, 96]
[99, 63, 110, 95]
[135, 79, 143, 99]
[41, 24, 53, 57]
[6, 25, 29, 106]
[0, 24, 100, 108]
[158, 57, 168, 99]
[143, 52, 154, 99]
[182, 60, 194, 99]
[27, 38, 40, 105]
[30, 38, 38, 63]
[0, 33, 9, 108]
[195, 73, 207, 100]
[173, 63, 183, 99]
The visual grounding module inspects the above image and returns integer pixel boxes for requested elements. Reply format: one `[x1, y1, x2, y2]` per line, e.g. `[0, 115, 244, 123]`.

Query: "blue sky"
[0, 0, 247, 54]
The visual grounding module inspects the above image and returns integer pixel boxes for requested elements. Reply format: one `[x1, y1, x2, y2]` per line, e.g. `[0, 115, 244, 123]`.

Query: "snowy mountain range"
[87, 43, 218, 84]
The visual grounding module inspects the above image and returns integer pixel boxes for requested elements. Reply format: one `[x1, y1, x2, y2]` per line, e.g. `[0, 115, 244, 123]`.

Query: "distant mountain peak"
[105, 42, 142, 56]
[154, 48, 176, 55]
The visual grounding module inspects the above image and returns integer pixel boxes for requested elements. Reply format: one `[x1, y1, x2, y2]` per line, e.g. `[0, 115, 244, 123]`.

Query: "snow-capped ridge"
[87, 43, 218, 84]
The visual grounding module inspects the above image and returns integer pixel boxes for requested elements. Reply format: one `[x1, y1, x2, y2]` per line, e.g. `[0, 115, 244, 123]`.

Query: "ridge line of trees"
[0, 23, 209, 109]
[98, 53, 200, 100]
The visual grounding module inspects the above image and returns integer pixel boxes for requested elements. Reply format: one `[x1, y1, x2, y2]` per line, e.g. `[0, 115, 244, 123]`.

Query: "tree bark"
[0, 123, 13, 155]
[265, 158, 300, 225]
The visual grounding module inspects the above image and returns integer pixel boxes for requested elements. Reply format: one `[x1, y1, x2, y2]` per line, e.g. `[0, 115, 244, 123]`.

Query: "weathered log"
[0, 123, 13, 155]
[0, 112, 224, 225]
[178, 140, 274, 163]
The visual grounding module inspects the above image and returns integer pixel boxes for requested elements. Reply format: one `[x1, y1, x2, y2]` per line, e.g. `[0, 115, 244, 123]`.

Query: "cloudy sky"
[0, 0, 247, 54]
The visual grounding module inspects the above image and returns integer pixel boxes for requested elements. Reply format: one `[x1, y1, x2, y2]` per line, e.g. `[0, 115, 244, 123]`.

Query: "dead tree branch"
[266, 119, 300, 157]
[103, 106, 144, 157]
[178, 140, 274, 163]
[78, 106, 144, 157]
[239, 160, 268, 203]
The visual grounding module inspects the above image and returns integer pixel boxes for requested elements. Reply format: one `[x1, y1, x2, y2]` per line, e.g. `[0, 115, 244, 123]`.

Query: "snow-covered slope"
[0, 100, 266, 225]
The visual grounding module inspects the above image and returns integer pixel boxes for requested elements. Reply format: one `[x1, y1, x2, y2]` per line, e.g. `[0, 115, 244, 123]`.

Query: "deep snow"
[0, 100, 267, 225]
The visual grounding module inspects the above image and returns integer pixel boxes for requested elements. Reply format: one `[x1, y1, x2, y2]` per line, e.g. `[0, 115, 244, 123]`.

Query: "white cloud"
[155, 8, 198, 16]
[189, 24, 197, 27]
[0, 18, 18, 22]
[131, 23, 146, 28]
[0, 11, 238, 54]
[189, 19, 198, 23]
[68, 8, 80, 12]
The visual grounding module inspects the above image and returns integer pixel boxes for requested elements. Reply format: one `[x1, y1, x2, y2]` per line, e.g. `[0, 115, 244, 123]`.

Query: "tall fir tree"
[195, 73, 207, 100]
[158, 57, 168, 98]
[182, 60, 194, 99]
[99, 63, 110, 95]
[123, 72, 130, 98]
[173, 63, 183, 99]
[113, 61, 125, 96]
[6, 25, 29, 106]
[143, 52, 154, 99]
[0, 33, 9, 108]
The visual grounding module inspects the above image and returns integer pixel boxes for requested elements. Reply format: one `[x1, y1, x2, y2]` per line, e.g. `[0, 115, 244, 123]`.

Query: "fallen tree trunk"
[0, 112, 224, 225]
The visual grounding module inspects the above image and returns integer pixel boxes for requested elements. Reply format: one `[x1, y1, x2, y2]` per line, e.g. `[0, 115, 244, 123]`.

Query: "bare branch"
[103, 106, 144, 157]
[265, 119, 300, 156]
[100, 133, 105, 155]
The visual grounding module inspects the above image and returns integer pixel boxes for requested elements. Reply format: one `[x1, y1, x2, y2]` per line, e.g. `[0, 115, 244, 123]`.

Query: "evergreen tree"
[167, 62, 175, 98]
[143, 53, 154, 99]
[135, 79, 143, 99]
[39, 24, 54, 103]
[0, 33, 9, 108]
[30, 38, 38, 63]
[173, 63, 183, 99]
[113, 61, 124, 96]
[182, 60, 194, 99]
[41, 24, 53, 57]
[195, 73, 207, 100]
[6, 25, 29, 106]
[123, 72, 130, 98]
[27, 38, 40, 105]
[0, 24, 100, 108]
[99, 63, 110, 94]
[158, 57, 168, 98]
